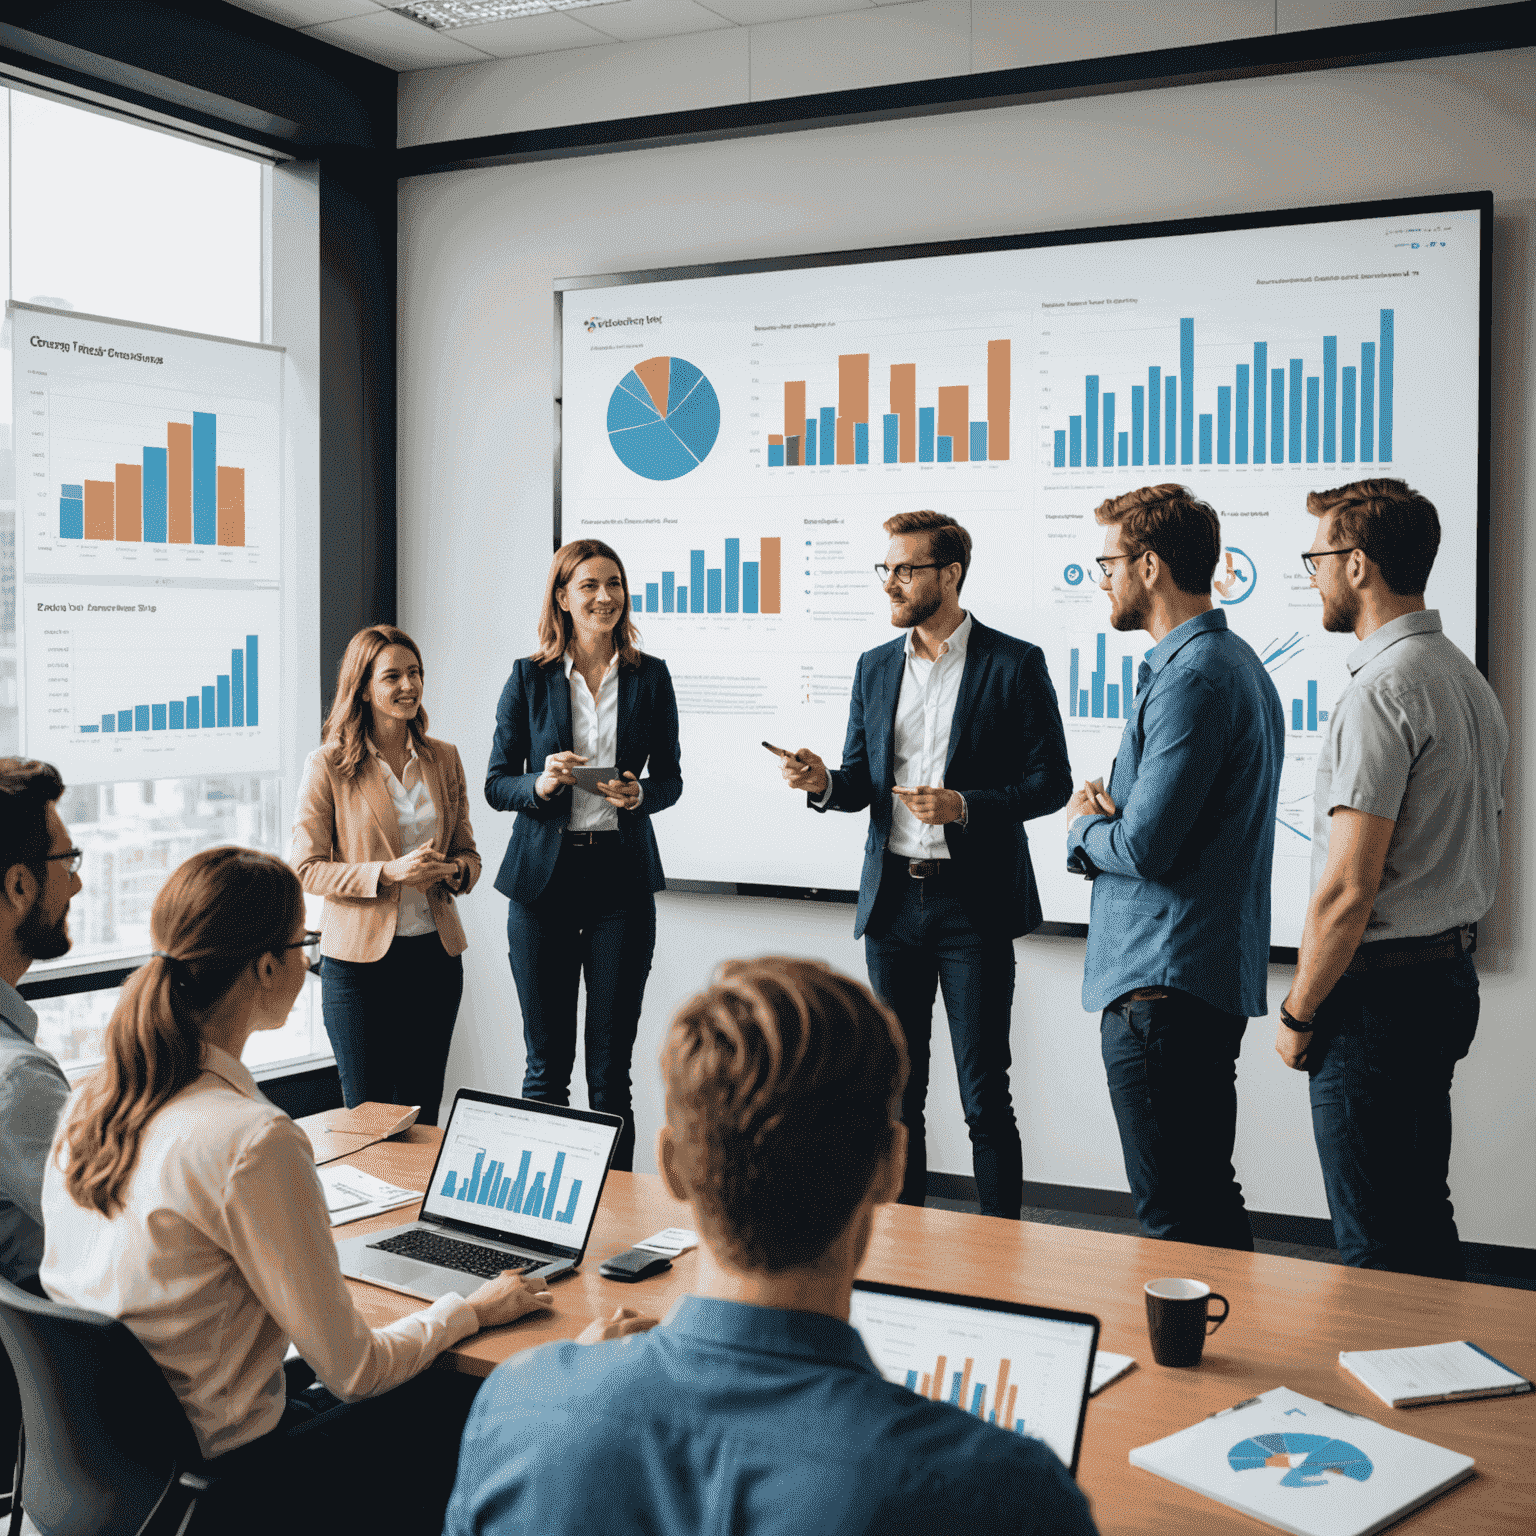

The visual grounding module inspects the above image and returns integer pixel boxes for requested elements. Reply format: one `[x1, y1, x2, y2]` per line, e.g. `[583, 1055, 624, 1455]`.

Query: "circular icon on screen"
[1064, 564, 1085, 586]
[1215, 547, 1257, 605]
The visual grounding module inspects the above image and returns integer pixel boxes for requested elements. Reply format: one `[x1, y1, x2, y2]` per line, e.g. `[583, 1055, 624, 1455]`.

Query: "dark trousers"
[506, 840, 656, 1173]
[1101, 990, 1254, 1251]
[1307, 952, 1479, 1280]
[321, 932, 464, 1127]
[202, 1361, 477, 1536]
[864, 859, 1022, 1218]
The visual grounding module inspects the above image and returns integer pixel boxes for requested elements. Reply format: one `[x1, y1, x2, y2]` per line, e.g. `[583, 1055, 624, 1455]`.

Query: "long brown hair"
[323, 624, 433, 779]
[62, 848, 305, 1217]
[531, 540, 643, 670]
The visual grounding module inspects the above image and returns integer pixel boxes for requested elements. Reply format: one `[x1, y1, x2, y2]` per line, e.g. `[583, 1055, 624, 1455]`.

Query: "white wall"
[397, 47, 1536, 1246]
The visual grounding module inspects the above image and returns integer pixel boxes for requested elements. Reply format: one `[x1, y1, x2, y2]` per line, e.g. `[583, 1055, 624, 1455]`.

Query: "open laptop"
[849, 1280, 1100, 1475]
[336, 1089, 622, 1301]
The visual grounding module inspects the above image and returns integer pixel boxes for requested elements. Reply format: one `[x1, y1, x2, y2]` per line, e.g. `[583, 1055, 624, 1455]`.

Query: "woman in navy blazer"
[486, 539, 681, 1170]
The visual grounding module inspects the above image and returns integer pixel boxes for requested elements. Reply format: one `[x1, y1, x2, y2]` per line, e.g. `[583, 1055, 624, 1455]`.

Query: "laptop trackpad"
[359, 1254, 438, 1294]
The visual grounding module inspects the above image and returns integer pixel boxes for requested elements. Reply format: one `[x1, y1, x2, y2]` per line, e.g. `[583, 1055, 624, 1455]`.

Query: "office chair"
[0, 1277, 215, 1536]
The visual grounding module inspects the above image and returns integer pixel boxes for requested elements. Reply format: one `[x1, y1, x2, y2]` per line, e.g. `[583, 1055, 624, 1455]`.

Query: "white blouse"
[40, 1046, 475, 1459]
[369, 739, 439, 936]
[564, 652, 621, 832]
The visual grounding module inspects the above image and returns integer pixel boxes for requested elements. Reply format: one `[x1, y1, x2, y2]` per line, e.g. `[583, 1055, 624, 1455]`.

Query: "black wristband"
[1280, 1005, 1314, 1033]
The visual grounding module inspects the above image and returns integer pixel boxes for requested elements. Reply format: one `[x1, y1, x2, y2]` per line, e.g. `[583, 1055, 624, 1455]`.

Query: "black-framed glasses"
[1095, 555, 1130, 580]
[43, 848, 84, 876]
[1301, 547, 1360, 577]
[875, 563, 943, 585]
[282, 931, 324, 972]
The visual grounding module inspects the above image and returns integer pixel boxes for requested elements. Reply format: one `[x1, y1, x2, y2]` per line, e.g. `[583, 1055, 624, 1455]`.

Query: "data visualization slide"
[849, 1286, 1095, 1469]
[21, 584, 279, 783]
[423, 1100, 614, 1248]
[561, 201, 1484, 943]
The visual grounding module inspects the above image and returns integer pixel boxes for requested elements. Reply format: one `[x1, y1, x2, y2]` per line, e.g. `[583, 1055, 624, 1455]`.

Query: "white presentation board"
[558, 195, 1488, 947]
[11, 303, 282, 784]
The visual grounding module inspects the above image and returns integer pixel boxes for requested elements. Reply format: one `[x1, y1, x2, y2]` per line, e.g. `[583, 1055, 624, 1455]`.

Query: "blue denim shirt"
[445, 1294, 1098, 1536]
[1066, 609, 1283, 1017]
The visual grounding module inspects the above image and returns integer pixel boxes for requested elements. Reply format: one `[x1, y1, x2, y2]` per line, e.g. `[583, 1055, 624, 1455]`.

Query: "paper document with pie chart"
[607, 356, 720, 480]
[1129, 1386, 1472, 1536]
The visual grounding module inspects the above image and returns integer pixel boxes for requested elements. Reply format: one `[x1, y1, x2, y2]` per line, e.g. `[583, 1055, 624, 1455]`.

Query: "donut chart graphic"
[1215, 545, 1257, 605]
[1228, 1433, 1374, 1489]
[607, 356, 720, 480]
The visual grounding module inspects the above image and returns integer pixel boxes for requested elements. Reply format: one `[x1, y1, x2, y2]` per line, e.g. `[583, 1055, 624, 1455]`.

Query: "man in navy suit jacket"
[782, 512, 1071, 1217]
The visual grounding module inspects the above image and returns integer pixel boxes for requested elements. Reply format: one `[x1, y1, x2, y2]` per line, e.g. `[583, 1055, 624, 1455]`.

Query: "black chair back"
[0, 1276, 208, 1536]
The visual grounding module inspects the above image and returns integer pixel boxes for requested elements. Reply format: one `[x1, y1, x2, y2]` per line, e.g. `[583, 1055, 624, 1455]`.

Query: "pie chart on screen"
[607, 356, 720, 480]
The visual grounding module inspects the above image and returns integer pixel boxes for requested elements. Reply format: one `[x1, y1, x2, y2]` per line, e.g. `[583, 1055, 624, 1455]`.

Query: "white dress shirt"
[887, 612, 973, 859]
[563, 651, 642, 829]
[369, 739, 439, 935]
[40, 1045, 476, 1459]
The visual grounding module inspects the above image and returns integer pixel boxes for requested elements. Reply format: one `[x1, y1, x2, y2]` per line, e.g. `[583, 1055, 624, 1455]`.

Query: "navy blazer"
[486, 653, 682, 906]
[816, 618, 1072, 939]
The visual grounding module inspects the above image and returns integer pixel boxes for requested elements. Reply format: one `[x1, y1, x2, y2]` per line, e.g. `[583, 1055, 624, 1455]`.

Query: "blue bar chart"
[439, 1146, 583, 1225]
[631, 536, 781, 616]
[80, 635, 257, 735]
[1068, 633, 1140, 721]
[1259, 633, 1330, 732]
[1053, 310, 1394, 470]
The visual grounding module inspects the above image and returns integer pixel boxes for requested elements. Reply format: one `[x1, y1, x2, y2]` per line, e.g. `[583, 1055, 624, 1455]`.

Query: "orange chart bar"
[988, 339, 1011, 460]
[890, 363, 917, 462]
[937, 386, 969, 463]
[759, 537, 781, 614]
[217, 467, 246, 547]
[114, 463, 142, 542]
[83, 481, 114, 540]
[168, 422, 192, 543]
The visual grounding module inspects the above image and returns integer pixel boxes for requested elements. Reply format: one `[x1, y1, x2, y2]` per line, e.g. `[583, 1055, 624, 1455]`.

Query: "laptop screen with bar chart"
[420, 1091, 620, 1258]
[850, 1280, 1099, 1474]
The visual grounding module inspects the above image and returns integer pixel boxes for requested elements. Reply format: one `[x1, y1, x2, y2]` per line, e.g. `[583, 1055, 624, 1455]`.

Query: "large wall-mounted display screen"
[557, 194, 1488, 946]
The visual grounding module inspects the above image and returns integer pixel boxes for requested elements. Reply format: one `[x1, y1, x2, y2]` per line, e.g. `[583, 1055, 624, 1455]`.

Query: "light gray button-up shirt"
[0, 976, 70, 1285]
[1312, 610, 1509, 942]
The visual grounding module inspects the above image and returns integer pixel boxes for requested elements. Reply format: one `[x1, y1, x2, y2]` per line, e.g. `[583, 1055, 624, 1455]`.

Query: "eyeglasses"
[1095, 555, 1130, 580]
[875, 563, 943, 585]
[281, 931, 324, 972]
[43, 848, 84, 876]
[1301, 548, 1361, 577]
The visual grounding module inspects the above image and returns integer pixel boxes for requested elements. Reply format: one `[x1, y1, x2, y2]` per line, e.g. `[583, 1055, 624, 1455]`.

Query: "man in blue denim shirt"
[445, 959, 1099, 1536]
[1066, 486, 1283, 1252]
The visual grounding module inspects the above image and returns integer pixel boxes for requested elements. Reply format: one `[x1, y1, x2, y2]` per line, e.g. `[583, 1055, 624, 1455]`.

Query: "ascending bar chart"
[57, 411, 246, 546]
[1050, 310, 1394, 471]
[1068, 633, 1141, 721]
[439, 1146, 583, 1225]
[768, 339, 1010, 468]
[632, 536, 782, 615]
[78, 634, 257, 736]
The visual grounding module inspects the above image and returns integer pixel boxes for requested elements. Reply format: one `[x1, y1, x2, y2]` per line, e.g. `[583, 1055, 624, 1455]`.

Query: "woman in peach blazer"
[291, 624, 480, 1124]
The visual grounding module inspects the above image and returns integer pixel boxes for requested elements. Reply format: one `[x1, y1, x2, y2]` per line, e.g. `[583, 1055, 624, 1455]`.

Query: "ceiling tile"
[573, 0, 737, 43]
[303, 10, 496, 66]
[224, 0, 383, 25]
[703, 0, 872, 22]
[447, 9, 618, 56]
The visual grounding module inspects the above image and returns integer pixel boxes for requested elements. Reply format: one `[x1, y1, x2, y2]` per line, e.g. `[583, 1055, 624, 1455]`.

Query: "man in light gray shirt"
[1276, 482, 1507, 1280]
[0, 759, 80, 1288]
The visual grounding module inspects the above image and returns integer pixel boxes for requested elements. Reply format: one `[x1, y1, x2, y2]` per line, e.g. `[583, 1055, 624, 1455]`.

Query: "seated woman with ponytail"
[37, 846, 558, 1534]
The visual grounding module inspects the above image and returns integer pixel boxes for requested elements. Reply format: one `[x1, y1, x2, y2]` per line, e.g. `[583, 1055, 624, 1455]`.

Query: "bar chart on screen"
[628, 535, 782, 616]
[20, 584, 280, 783]
[12, 307, 282, 582]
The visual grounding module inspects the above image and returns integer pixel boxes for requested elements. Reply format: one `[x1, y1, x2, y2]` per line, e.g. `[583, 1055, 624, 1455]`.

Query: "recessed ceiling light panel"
[393, 0, 623, 28]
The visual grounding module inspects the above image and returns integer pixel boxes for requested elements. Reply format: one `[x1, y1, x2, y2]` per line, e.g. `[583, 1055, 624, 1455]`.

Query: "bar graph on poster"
[559, 199, 1483, 944]
[12, 302, 285, 782]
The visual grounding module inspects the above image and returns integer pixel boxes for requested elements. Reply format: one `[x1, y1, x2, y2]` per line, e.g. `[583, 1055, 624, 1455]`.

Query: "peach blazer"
[290, 737, 481, 963]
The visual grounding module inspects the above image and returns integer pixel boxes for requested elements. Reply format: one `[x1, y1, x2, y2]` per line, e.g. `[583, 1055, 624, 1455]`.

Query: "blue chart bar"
[1292, 699, 1303, 731]
[169, 700, 184, 729]
[217, 675, 231, 728]
[948, 1371, 963, 1406]
[725, 538, 740, 614]
[937, 436, 953, 464]
[192, 411, 217, 546]
[1307, 679, 1318, 732]
[201, 685, 215, 726]
[743, 562, 760, 613]
[969, 1383, 986, 1416]
[1092, 634, 1105, 719]
[1107, 683, 1120, 716]
[906, 1370, 919, 1392]
[118, 709, 132, 732]
[186, 694, 200, 728]
[855, 423, 869, 465]
[1122, 655, 1133, 708]
[662, 571, 675, 613]
[60, 485, 84, 540]
[969, 422, 986, 460]
[1078, 689, 1089, 716]
[767, 442, 785, 467]
[100, 714, 114, 733]
[690, 550, 706, 614]
[1069, 647, 1080, 718]
[819, 406, 835, 466]
[707, 569, 722, 614]
[645, 583, 659, 613]
[232, 649, 245, 728]
[79, 724, 100, 734]
[142, 446, 168, 544]
[135, 705, 150, 732]
[1052, 312, 1394, 473]
[804, 416, 817, 467]
[918, 407, 935, 462]
[151, 704, 166, 731]
[675, 585, 687, 610]
[631, 595, 641, 612]
[884, 414, 899, 464]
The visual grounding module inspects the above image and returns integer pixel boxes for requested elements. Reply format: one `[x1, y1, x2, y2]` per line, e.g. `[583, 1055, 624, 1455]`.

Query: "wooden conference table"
[335, 1128, 1536, 1535]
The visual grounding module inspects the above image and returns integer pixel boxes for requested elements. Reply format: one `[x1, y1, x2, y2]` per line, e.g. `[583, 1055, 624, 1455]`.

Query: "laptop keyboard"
[367, 1230, 539, 1279]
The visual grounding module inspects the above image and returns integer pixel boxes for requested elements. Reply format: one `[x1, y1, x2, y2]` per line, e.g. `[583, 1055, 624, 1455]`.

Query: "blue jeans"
[1308, 952, 1479, 1280]
[506, 841, 656, 1173]
[321, 932, 464, 1126]
[864, 861, 1022, 1218]
[1100, 991, 1254, 1251]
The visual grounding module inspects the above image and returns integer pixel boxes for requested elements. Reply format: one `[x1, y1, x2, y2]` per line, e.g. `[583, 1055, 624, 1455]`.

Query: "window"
[1, 87, 320, 1076]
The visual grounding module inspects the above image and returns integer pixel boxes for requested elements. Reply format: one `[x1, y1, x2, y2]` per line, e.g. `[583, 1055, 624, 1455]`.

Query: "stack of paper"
[319, 1163, 421, 1227]
[1130, 1385, 1473, 1536]
[1339, 1340, 1532, 1408]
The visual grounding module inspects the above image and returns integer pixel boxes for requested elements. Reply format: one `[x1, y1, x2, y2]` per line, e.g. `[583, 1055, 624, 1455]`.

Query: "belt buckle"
[907, 859, 939, 880]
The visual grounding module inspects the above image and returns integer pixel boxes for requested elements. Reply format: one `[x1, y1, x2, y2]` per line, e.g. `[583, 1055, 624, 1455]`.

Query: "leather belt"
[1344, 925, 1471, 974]
[885, 852, 950, 881]
[562, 830, 621, 846]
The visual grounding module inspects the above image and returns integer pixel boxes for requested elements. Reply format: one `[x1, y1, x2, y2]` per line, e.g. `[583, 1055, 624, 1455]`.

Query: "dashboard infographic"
[558, 196, 1487, 946]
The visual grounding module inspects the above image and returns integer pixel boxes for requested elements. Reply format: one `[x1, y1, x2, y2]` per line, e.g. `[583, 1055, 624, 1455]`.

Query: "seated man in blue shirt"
[1066, 486, 1283, 1253]
[446, 957, 1099, 1536]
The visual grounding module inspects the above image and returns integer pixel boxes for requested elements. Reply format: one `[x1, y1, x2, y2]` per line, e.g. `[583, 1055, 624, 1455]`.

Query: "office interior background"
[2, 0, 1531, 1270]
